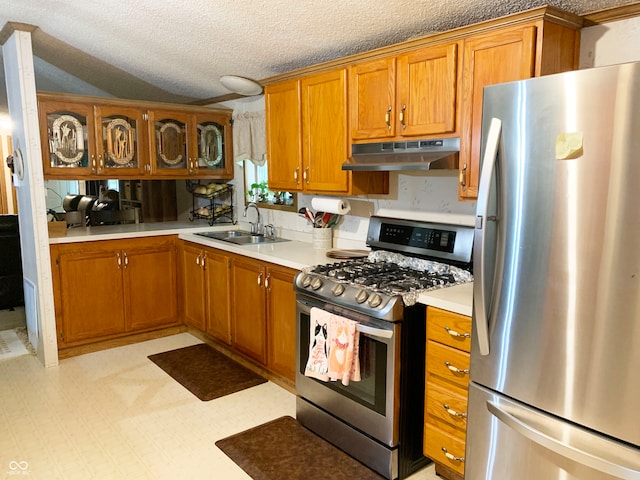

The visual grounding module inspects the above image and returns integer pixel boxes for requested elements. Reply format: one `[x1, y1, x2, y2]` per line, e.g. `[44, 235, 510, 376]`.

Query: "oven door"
[296, 294, 401, 447]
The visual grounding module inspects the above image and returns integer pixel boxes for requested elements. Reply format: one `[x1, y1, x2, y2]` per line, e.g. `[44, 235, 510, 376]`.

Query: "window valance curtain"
[232, 111, 266, 166]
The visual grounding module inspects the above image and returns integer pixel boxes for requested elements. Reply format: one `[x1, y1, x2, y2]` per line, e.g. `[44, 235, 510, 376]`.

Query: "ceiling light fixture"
[219, 75, 263, 96]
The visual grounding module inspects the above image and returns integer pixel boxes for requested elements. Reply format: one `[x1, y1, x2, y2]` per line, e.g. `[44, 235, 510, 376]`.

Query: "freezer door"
[472, 61, 640, 447]
[466, 383, 640, 480]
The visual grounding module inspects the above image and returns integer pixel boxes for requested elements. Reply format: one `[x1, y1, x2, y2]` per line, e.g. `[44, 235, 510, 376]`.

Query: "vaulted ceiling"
[0, 0, 635, 112]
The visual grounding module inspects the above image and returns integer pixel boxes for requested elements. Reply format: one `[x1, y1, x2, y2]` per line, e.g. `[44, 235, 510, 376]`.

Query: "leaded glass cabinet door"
[39, 100, 96, 177]
[148, 110, 190, 176]
[95, 105, 146, 176]
[193, 112, 233, 179]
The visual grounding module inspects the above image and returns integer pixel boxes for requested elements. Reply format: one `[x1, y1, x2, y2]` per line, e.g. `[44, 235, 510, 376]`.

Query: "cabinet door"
[301, 69, 350, 193]
[459, 26, 536, 199]
[192, 112, 234, 179]
[204, 248, 231, 344]
[39, 100, 97, 178]
[123, 237, 178, 331]
[231, 256, 267, 364]
[266, 80, 303, 191]
[94, 104, 146, 177]
[180, 243, 206, 330]
[58, 248, 125, 343]
[148, 109, 191, 176]
[266, 265, 297, 381]
[396, 43, 459, 136]
[350, 57, 396, 139]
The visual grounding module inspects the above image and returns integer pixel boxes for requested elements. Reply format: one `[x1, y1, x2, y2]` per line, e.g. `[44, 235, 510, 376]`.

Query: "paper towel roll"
[311, 197, 351, 215]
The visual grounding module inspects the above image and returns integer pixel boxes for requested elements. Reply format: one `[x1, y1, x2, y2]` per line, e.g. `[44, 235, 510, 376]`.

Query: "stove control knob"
[355, 289, 369, 304]
[311, 277, 323, 290]
[368, 293, 383, 308]
[301, 275, 312, 288]
[332, 284, 345, 296]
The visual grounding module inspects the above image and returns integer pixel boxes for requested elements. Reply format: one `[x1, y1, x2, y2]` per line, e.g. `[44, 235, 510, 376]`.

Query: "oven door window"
[299, 309, 388, 415]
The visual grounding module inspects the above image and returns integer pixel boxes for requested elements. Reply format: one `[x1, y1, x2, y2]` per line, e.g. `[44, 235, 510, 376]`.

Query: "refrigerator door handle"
[474, 117, 502, 356]
[487, 401, 640, 479]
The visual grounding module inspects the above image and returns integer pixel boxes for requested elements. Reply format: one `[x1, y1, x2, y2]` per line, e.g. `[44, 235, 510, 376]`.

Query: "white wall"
[580, 17, 640, 68]
[3, 30, 58, 366]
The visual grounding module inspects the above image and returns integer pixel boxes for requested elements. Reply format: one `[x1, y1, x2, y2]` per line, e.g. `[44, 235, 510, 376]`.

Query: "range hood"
[342, 138, 459, 171]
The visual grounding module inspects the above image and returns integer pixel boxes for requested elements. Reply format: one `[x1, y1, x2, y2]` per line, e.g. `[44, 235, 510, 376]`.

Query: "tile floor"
[0, 332, 437, 480]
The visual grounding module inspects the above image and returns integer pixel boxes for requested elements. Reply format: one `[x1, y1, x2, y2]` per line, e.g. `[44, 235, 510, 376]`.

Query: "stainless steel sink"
[227, 234, 289, 245]
[195, 230, 289, 245]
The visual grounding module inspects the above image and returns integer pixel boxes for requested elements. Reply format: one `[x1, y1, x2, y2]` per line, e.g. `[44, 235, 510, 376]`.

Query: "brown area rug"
[216, 416, 383, 480]
[148, 343, 267, 401]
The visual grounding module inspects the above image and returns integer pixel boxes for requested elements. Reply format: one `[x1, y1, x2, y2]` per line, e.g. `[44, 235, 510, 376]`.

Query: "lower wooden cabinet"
[265, 265, 297, 380]
[181, 242, 298, 383]
[51, 236, 179, 347]
[424, 306, 472, 478]
[180, 243, 232, 343]
[230, 255, 297, 381]
[230, 256, 268, 363]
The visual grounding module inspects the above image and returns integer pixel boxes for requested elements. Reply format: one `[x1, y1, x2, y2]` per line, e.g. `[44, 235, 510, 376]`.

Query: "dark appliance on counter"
[0, 215, 23, 310]
[295, 216, 474, 479]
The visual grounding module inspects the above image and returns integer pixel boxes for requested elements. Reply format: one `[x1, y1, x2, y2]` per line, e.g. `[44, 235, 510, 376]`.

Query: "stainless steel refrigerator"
[467, 61, 640, 479]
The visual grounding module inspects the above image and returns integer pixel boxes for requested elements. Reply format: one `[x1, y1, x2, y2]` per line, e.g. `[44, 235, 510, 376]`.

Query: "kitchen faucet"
[243, 202, 262, 234]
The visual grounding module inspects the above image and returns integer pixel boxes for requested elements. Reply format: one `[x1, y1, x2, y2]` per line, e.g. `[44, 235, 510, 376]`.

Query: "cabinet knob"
[444, 326, 470, 338]
[441, 447, 465, 463]
[443, 403, 467, 418]
[399, 104, 407, 130]
[459, 162, 467, 191]
[444, 361, 469, 375]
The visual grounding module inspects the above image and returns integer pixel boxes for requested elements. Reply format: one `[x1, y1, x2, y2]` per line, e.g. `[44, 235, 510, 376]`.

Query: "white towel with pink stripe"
[304, 307, 361, 386]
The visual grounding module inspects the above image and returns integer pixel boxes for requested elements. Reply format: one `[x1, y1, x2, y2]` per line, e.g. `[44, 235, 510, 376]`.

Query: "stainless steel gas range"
[295, 216, 474, 480]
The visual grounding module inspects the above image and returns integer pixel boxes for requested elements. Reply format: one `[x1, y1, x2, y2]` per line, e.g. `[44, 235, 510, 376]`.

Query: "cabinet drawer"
[427, 340, 470, 390]
[425, 381, 468, 438]
[427, 306, 472, 352]
[424, 423, 466, 476]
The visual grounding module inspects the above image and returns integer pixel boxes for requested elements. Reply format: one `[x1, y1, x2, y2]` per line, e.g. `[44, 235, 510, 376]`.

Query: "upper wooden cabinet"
[265, 71, 388, 195]
[38, 93, 233, 180]
[265, 80, 303, 191]
[39, 99, 98, 177]
[350, 43, 459, 140]
[458, 20, 580, 199]
[148, 110, 234, 178]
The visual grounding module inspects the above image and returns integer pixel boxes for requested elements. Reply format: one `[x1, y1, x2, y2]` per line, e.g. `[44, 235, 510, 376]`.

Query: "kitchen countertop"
[48, 222, 473, 314]
[418, 282, 473, 317]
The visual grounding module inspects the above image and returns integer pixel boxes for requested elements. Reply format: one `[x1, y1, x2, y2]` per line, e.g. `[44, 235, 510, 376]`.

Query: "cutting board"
[326, 249, 370, 259]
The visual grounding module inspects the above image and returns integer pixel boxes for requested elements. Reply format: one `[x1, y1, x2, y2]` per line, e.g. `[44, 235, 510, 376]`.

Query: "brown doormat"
[216, 416, 384, 480]
[148, 343, 267, 401]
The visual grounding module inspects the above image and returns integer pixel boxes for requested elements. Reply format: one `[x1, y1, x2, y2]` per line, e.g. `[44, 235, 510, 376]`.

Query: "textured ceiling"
[0, 0, 634, 110]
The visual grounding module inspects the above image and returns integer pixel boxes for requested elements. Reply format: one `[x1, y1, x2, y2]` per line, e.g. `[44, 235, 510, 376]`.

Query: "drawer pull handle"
[442, 447, 465, 463]
[444, 361, 469, 375]
[444, 326, 470, 338]
[443, 403, 467, 418]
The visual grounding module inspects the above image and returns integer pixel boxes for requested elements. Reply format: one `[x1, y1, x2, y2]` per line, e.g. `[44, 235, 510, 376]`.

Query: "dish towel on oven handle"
[305, 307, 361, 386]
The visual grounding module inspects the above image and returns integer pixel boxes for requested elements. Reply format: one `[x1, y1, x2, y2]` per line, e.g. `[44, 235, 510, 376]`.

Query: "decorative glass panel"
[102, 115, 138, 169]
[197, 121, 224, 169]
[46, 111, 89, 168]
[154, 117, 186, 169]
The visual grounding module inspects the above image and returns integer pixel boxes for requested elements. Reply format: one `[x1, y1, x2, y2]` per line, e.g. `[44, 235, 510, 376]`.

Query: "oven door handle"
[356, 324, 393, 339]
